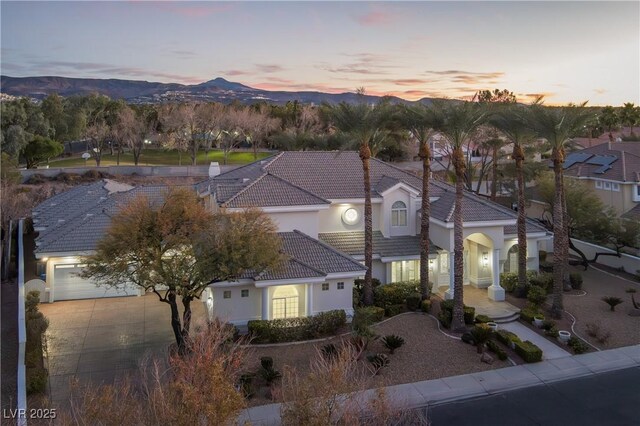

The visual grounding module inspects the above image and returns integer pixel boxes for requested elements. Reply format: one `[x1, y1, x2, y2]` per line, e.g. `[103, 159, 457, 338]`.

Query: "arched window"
[391, 201, 407, 226]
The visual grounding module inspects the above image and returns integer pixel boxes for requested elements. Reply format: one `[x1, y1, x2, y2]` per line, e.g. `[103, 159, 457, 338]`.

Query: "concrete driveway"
[39, 293, 206, 405]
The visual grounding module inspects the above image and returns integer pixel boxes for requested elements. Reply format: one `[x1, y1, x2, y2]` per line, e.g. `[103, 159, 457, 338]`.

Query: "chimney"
[208, 162, 221, 178]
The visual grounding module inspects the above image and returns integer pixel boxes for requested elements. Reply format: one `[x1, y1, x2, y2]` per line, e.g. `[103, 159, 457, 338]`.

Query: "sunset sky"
[1, 1, 638, 105]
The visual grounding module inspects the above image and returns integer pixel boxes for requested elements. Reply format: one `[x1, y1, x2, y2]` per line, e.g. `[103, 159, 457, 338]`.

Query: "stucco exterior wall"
[211, 285, 262, 325]
[312, 279, 354, 315]
[267, 211, 319, 237]
[318, 203, 382, 233]
[381, 188, 417, 237]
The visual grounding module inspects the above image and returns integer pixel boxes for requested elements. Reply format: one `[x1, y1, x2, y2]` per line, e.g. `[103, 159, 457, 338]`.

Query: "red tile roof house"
[32, 152, 551, 325]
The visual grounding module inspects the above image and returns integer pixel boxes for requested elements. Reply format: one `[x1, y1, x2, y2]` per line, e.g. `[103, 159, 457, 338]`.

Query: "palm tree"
[431, 101, 487, 331]
[598, 106, 619, 142]
[490, 104, 536, 294]
[322, 96, 392, 306]
[619, 102, 640, 136]
[398, 103, 441, 301]
[529, 102, 593, 319]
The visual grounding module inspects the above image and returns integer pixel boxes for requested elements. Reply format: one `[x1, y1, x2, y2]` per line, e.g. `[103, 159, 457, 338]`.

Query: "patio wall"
[570, 238, 640, 274]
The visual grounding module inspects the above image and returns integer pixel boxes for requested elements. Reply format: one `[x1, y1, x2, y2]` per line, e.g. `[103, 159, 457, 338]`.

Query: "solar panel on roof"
[563, 152, 593, 169]
[586, 155, 617, 174]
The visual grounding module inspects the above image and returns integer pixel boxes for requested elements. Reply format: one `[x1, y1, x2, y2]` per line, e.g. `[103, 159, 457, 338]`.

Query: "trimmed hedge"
[464, 306, 476, 325]
[527, 285, 547, 308]
[569, 273, 583, 290]
[385, 304, 404, 317]
[500, 272, 519, 292]
[530, 273, 553, 293]
[520, 306, 540, 323]
[514, 340, 543, 363]
[439, 300, 474, 328]
[355, 306, 385, 324]
[487, 340, 508, 361]
[421, 299, 431, 313]
[406, 293, 422, 311]
[496, 329, 521, 347]
[475, 314, 491, 324]
[374, 280, 420, 308]
[248, 310, 346, 343]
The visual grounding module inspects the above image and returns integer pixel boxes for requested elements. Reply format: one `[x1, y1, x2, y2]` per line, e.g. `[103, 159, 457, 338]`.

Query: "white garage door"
[53, 264, 138, 301]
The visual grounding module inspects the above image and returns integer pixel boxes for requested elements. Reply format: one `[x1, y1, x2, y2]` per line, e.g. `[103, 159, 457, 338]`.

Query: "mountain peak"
[197, 77, 252, 91]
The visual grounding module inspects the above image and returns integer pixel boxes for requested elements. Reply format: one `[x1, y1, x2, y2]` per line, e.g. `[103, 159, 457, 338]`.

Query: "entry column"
[306, 283, 314, 317]
[261, 287, 269, 320]
[444, 251, 455, 300]
[488, 248, 505, 301]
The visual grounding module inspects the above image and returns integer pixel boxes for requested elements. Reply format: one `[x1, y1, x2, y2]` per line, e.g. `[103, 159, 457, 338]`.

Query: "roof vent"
[209, 162, 221, 177]
[57, 219, 65, 223]
[243, 178, 250, 183]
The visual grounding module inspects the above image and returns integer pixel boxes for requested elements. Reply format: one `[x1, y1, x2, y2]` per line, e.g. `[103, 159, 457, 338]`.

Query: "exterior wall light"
[342, 207, 360, 225]
[429, 259, 435, 271]
[482, 252, 489, 268]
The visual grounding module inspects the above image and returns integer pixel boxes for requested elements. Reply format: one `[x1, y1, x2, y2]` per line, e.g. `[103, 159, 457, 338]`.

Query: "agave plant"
[381, 334, 406, 354]
[367, 353, 390, 375]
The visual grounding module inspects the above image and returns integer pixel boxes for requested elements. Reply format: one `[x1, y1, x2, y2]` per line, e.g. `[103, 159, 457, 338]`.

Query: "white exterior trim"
[328, 198, 383, 204]
[380, 255, 421, 262]
[430, 217, 516, 229]
[209, 279, 255, 288]
[379, 182, 420, 197]
[254, 277, 326, 287]
[35, 251, 95, 259]
[325, 271, 366, 279]
[227, 205, 329, 213]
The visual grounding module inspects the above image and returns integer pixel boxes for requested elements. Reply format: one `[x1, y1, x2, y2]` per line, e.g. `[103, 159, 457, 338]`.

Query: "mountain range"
[0, 75, 436, 105]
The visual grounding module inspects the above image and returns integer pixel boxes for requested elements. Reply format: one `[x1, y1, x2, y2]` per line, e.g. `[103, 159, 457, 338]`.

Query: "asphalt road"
[427, 366, 640, 426]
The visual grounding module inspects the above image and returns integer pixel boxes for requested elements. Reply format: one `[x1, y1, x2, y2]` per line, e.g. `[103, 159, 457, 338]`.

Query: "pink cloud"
[355, 9, 396, 27]
[159, 3, 234, 18]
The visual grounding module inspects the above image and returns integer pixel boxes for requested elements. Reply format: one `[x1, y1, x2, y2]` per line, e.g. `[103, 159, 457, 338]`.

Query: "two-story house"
[31, 151, 550, 326]
[561, 141, 640, 222]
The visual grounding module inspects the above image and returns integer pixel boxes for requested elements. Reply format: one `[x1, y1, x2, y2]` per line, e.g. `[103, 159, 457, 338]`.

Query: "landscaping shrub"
[461, 332, 475, 345]
[545, 327, 559, 338]
[541, 319, 556, 331]
[519, 306, 540, 323]
[539, 261, 554, 273]
[353, 278, 381, 307]
[527, 285, 547, 308]
[260, 356, 274, 370]
[421, 299, 431, 313]
[247, 310, 346, 343]
[475, 314, 491, 324]
[25, 173, 46, 185]
[500, 272, 519, 292]
[405, 293, 422, 311]
[486, 340, 508, 361]
[514, 340, 543, 363]
[568, 336, 590, 354]
[470, 324, 494, 353]
[496, 330, 521, 347]
[385, 304, 404, 317]
[320, 344, 339, 360]
[354, 306, 385, 325]
[530, 273, 554, 293]
[367, 353, 390, 375]
[437, 310, 452, 329]
[463, 306, 476, 325]
[569, 273, 583, 290]
[381, 335, 405, 354]
[25, 291, 48, 395]
[585, 322, 611, 345]
[373, 281, 419, 308]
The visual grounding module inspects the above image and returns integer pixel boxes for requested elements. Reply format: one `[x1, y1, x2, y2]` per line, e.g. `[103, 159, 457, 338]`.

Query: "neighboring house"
[32, 151, 551, 326]
[561, 141, 640, 218]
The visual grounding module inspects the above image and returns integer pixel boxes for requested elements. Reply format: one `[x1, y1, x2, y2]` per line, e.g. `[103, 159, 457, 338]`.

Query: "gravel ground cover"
[563, 265, 640, 349]
[246, 312, 510, 406]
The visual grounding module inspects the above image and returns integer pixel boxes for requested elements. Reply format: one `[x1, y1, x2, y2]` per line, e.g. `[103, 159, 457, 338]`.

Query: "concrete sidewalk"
[500, 322, 572, 360]
[239, 344, 640, 425]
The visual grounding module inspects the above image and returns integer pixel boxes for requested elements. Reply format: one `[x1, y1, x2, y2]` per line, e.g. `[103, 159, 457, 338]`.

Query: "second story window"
[391, 201, 407, 226]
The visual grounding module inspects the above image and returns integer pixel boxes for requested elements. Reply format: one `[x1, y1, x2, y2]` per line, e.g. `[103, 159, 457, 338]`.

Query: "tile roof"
[503, 218, 549, 235]
[621, 204, 640, 222]
[562, 142, 640, 183]
[428, 183, 516, 223]
[35, 184, 185, 254]
[319, 231, 441, 258]
[224, 174, 330, 208]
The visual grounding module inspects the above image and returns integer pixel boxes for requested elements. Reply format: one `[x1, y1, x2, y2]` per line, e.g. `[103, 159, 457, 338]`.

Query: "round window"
[342, 208, 360, 225]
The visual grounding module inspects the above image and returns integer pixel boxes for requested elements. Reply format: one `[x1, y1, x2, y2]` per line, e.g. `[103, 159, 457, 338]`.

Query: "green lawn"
[48, 149, 273, 167]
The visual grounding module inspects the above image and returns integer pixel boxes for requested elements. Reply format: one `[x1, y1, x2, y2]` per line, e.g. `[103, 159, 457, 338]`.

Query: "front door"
[272, 296, 299, 319]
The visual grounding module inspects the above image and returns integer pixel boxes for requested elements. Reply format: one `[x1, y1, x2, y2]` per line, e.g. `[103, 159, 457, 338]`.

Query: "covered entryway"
[53, 263, 138, 301]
